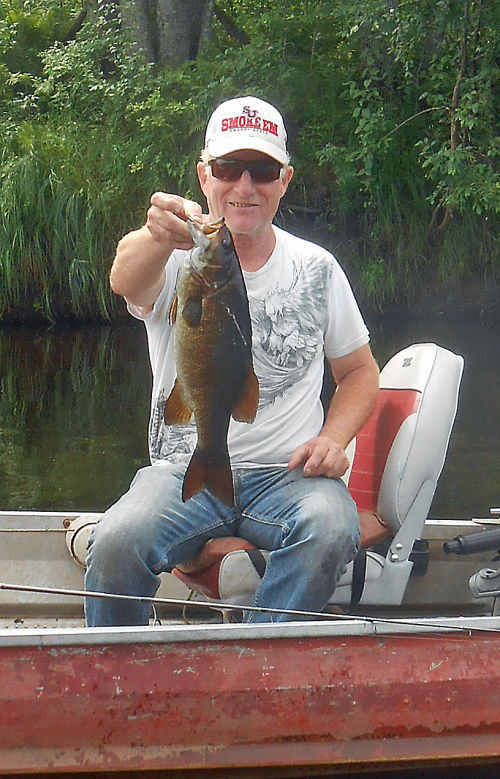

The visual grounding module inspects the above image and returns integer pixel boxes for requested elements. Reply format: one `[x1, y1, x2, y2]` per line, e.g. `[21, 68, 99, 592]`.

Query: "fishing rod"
[1, 581, 498, 634]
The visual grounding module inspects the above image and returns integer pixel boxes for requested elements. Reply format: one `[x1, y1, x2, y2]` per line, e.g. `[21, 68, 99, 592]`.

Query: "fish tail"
[182, 447, 234, 506]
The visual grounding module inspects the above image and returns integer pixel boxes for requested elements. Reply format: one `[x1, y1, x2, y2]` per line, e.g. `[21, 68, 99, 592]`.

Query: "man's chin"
[223, 211, 261, 236]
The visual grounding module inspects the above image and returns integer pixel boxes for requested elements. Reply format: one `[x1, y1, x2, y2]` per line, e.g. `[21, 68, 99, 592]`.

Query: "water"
[0, 315, 498, 517]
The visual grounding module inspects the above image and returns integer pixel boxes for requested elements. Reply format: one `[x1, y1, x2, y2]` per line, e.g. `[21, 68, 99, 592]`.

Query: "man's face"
[197, 150, 293, 242]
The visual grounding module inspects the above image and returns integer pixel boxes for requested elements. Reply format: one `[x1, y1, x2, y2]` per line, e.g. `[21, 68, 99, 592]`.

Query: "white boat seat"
[173, 343, 464, 609]
[201, 548, 387, 607]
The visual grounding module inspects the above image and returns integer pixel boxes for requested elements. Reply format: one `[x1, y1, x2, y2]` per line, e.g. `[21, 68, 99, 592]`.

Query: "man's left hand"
[288, 437, 349, 479]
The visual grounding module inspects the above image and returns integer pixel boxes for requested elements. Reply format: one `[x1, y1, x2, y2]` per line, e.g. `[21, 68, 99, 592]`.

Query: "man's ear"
[197, 161, 208, 195]
[280, 165, 294, 195]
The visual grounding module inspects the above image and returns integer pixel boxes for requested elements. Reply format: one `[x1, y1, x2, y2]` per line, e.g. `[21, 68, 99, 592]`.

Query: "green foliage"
[0, 1, 81, 86]
[0, 0, 498, 321]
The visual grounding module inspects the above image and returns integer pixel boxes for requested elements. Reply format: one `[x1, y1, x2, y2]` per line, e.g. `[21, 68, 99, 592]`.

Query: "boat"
[1, 343, 500, 776]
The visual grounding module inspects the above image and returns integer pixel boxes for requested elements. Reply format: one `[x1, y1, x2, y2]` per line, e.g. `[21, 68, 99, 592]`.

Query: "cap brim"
[206, 137, 289, 166]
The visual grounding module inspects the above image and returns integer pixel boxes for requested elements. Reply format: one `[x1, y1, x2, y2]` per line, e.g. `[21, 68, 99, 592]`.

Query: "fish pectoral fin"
[168, 295, 178, 325]
[232, 366, 259, 423]
[183, 448, 234, 506]
[182, 296, 202, 327]
[164, 380, 193, 425]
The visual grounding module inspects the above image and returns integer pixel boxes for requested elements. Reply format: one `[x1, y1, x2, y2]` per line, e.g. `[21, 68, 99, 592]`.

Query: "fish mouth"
[187, 217, 225, 247]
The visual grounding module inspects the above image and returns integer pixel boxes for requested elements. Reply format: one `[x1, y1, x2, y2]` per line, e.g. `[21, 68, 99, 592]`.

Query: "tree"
[119, 0, 156, 62]
[156, 0, 214, 66]
[93, 1, 245, 67]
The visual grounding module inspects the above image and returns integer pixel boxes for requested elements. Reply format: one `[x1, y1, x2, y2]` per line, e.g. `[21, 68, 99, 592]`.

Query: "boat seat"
[173, 343, 464, 609]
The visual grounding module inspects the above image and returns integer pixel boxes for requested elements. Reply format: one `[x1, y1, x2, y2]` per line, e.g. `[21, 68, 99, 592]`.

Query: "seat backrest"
[348, 343, 464, 535]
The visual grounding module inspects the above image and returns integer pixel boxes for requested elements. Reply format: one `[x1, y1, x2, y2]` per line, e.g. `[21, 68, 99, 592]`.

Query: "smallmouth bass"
[164, 217, 259, 506]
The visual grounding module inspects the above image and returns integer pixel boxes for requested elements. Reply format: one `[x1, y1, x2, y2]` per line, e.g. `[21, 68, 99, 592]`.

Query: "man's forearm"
[109, 193, 202, 309]
[110, 226, 171, 308]
[288, 349, 379, 479]
[322, 360, 379, 450]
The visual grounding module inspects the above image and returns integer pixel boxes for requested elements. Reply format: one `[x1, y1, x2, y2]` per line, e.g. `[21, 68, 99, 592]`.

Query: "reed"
[0, 121, 148, 322]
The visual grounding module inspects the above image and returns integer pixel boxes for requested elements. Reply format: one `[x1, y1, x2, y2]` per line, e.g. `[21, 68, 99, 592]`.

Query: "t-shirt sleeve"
[324, 259, 370, 359]
[126, 252, 182, 324]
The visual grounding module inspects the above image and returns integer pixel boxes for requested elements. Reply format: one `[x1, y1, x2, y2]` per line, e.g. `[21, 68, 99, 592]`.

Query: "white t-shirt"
[129, 225, 369, 467]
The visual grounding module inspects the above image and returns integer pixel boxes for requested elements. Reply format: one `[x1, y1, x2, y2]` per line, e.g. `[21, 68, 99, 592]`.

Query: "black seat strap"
[244, 547, 367, 607]
[350, 548, 367, 607]
[245, 549, 267, 578]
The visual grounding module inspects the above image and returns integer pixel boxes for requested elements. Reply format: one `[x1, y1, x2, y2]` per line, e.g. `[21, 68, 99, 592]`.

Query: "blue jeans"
[84, 463, 360, 626]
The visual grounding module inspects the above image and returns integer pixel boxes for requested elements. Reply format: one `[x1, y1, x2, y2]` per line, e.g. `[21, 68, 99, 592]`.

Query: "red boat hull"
[1, 627, 500, 774]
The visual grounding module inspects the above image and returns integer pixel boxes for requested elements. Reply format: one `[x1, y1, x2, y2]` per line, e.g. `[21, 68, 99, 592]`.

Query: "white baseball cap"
[204, 96, 290, 165]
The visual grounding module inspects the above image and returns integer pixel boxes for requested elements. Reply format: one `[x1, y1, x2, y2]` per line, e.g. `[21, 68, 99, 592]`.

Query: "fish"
[164, 217, 259, 506]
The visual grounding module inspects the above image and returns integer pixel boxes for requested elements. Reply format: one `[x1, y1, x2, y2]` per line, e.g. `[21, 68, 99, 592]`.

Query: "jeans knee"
[87, 510, 149, 572]
[292, 487, 360, 557]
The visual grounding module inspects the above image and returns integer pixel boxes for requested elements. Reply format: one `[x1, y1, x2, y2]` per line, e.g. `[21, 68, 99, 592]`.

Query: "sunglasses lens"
[251, 162, 282, 182]
[210, 159, 281, 183]
[210, 159, 242, 181]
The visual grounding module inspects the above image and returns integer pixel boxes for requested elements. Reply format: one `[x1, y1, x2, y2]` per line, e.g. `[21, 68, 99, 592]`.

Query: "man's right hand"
[147, 193, 203, 251]
[110, 194, 203, 308]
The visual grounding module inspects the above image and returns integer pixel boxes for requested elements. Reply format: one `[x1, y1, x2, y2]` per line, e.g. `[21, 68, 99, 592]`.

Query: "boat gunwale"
[1, 614, 500, 648]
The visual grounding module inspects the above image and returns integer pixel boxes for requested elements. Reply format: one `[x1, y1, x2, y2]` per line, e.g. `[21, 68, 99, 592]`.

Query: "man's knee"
[294, 485, 360, 556]
[87, 509, 149, 570]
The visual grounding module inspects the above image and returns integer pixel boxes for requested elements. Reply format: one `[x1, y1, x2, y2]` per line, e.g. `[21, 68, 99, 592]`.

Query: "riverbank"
[2, 274, 496, 326]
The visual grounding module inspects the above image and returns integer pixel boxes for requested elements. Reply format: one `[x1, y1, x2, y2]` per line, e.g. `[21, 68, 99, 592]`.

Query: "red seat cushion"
[348, 388, 421, 513]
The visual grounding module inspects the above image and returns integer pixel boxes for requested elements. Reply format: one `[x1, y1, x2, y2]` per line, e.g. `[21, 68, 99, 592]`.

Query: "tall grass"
[0, 121, 150, 321]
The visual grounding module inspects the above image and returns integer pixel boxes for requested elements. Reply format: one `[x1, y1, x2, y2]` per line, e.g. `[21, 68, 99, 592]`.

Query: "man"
[85, 96, 379, 626]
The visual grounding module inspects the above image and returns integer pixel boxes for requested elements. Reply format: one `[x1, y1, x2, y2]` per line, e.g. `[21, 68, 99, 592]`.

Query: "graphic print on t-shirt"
[149, 388, 197, 463]
[247, 255, 330, 408]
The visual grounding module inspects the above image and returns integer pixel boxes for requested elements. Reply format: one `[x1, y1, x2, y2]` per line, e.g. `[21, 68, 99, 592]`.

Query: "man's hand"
[288, 436, 349, 479]
[147, 193, 203, 250]
[288, 344, 379, 480]
[110, 194, 204, 308]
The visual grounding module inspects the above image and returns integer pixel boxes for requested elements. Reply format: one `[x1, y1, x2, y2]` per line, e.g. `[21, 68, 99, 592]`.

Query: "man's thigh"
[235, 466, 359, 551]
[93, 463, 239, 573]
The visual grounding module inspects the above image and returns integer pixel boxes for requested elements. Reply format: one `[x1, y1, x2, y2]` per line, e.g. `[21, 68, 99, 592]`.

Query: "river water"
[0, 313, 498, 518]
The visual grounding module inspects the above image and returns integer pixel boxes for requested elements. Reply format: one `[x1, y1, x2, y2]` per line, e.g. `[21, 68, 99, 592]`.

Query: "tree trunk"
[119, 0, 156, 62]
[156, 0, 213, 67]
[198, 0, 215, 54]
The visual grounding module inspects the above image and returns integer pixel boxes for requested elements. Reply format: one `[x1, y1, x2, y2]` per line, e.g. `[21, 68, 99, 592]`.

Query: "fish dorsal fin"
[164, 379, 193, 425]
[232, 366, 259, 423]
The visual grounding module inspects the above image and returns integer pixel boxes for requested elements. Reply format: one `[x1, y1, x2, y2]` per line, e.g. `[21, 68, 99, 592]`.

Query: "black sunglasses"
[209, 157, 283, 183]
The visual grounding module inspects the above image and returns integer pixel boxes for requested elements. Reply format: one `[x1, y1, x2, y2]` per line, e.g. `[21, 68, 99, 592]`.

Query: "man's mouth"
[228, 201, 257, 209]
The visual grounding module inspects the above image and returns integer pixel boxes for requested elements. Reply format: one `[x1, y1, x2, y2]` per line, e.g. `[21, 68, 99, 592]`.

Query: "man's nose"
[235, 169, 255, 189]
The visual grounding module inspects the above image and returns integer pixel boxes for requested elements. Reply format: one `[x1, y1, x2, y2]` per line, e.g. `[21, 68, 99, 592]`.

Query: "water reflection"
[0, 324, 151, 511]
[0, 316, 498, 516]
